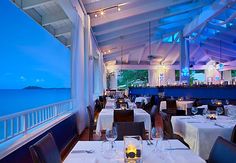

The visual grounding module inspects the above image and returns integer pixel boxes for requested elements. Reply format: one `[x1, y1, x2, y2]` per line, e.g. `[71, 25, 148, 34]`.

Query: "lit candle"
[125, 144, 141, 159]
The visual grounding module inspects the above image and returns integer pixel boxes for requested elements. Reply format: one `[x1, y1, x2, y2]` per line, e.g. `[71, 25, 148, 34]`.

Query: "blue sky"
[0, 1, 71, 89]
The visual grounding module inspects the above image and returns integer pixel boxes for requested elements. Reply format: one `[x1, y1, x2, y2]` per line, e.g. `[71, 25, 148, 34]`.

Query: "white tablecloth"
[96, 109, 151, 136]
[64, 140, 205, 163]
[160, 101, 194, 112]
[105, 101, 136, 109]
[171, 115, 235, 159]
[135, 97, 151, 104]
[197, 105, 236, 116]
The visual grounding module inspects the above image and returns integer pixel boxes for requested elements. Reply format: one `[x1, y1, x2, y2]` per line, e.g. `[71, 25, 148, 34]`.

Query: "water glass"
[226, 100, 229, 105]
[105, 127, 117, 150]
[216, 107, 224, 116]
[191, 107, 198, 116]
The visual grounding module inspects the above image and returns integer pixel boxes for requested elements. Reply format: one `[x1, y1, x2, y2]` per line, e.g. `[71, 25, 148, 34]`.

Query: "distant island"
[23, 86, 70, 89]
[23, 86, 44, 89]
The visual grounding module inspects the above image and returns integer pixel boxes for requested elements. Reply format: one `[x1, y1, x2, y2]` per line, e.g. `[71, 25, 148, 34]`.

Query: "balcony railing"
[0, 100, 73, 144]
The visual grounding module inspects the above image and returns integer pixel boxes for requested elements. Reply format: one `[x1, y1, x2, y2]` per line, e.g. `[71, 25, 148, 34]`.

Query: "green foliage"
[117, 70, 148, 89]
[232, 70, 236, 77]
[175, 70, 204, 85]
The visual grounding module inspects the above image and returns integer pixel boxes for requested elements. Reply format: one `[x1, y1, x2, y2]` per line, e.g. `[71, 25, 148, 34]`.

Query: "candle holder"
[207, 111, 217, 120]
[124, 136, 142, 163]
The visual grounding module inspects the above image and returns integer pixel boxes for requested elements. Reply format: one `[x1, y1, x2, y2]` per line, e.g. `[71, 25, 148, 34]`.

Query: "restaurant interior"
[1, 0, 236, 163]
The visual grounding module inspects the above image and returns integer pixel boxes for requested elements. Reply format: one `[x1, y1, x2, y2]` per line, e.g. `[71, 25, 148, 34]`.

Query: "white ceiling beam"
[96, 17, 192, 42]
[104, 44, 145, 62]
[84, 0, 141, 12]
[137, 47, 146, 64]
[55, 25, 71, 37]
[94, 10, 198, 36]
[104, 30, 181, 62]
[183, 0, 236, 37]
[202, 45, 236, 59]
[99, 26, 183, 48]
[92, 1, 206, 35]
[203, 41, 236, 54]
[190, 45, 200, 60]
[91, 0, 192, 26]
[162, 33, 180, 64]
[194, 48, 210, 65]
[42, 12, 69, 26]
[22, 0, 54, 10]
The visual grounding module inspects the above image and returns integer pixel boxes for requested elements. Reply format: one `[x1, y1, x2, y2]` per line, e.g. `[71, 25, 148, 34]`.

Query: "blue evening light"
[0, 1, 71, 89]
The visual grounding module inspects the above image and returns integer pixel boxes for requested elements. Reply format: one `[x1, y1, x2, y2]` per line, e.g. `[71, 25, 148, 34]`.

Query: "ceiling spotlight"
[104, 51, 107, 54]
[117, 6, 121, 11]
[100, 10, 104, 15]
[108, 50, 111, 53]
[94, 14, 98, 18]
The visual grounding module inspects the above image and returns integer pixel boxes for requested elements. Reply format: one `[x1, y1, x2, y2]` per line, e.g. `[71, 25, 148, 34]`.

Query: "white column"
[180, 32, 190, 85]
[84, 15, 90, 107]
[71, 14, 86, 134]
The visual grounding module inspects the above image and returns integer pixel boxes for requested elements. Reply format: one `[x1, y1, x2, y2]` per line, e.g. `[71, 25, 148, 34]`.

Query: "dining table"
[135, 96, 151, 105]
[105, 98, 135, 109]
[171, 115, 236, 160]
[160, 100, 194, 113]
[64, 140, 206, 163]
[96, 108, 151, 136]
[196, 104, 236, 118]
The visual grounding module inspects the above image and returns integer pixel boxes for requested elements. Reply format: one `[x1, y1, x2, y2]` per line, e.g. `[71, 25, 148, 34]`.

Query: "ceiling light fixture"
[117, 6, 121, 11]
[88, 3, 125, 18]
[100, 10, 104, 15]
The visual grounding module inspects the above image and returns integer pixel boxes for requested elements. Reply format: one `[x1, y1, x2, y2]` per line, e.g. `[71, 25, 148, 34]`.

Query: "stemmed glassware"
[191, 107, 198, 116]
[151, 127, 164, 152]
[216, 107, 224, 116]
[226, 100, 229, 105]
[105, 127, 117, 151]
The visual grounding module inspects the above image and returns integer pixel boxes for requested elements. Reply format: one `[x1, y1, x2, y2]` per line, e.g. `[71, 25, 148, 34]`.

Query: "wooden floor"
[79, 113, 162, 141]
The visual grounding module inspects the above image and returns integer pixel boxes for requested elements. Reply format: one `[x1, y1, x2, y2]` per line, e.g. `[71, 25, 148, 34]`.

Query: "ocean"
[0, 89, 71, 117]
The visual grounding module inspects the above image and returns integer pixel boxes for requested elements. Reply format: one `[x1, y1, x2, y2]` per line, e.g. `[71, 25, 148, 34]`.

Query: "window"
[175, 70, 205, 84]
[117, 70, 148, 89]
[232, 70, 236, 78]
[0, 1, 71, 117]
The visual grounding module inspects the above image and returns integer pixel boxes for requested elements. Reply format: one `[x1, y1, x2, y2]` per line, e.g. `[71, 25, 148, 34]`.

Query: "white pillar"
[84, 15, 91, 106]
[71, 15, 86, 134]
[180, 32, 190, 85]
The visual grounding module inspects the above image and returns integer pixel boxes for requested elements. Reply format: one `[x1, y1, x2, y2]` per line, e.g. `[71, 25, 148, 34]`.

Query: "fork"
[72, 150, 95, 154]
[146, 140, 151, 145]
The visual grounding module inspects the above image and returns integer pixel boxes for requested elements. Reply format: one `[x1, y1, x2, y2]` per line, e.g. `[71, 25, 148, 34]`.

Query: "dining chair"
[114, 110, 134, 122]
[208, 136, 236, 163]
[150, 105, 158, 127]
[87, 105, 96, 141]
[113, 122, 145, 140]
[231, 125, 236, 144]
[162, 99, 177, 115]
[208, 104, 225, 115]
[29, 133, 62, 163]
[160, 111, 190, 148]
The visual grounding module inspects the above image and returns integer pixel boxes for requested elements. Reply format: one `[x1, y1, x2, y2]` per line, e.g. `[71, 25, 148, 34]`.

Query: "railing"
[0, 100, 73, 144]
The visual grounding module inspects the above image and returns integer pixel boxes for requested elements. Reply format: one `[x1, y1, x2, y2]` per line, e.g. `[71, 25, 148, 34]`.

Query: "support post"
[180, 32, 190, 85]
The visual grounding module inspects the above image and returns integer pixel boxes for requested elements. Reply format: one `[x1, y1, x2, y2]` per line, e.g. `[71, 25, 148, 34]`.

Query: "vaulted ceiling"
[82, 0, 236, 68]
[11, 0, 236, 68]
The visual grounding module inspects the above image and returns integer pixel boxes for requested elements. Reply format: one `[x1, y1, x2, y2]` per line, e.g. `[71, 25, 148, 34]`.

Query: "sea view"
[0, 89, 71, 117]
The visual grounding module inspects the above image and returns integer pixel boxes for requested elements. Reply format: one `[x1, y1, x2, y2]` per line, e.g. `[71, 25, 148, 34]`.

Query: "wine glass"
[216, 107, 224, 116]
[226, 100, 229, 105]
[151, 127, 164, 152]
[105, 127, 117, 150]
[191, 107, 198, 116]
